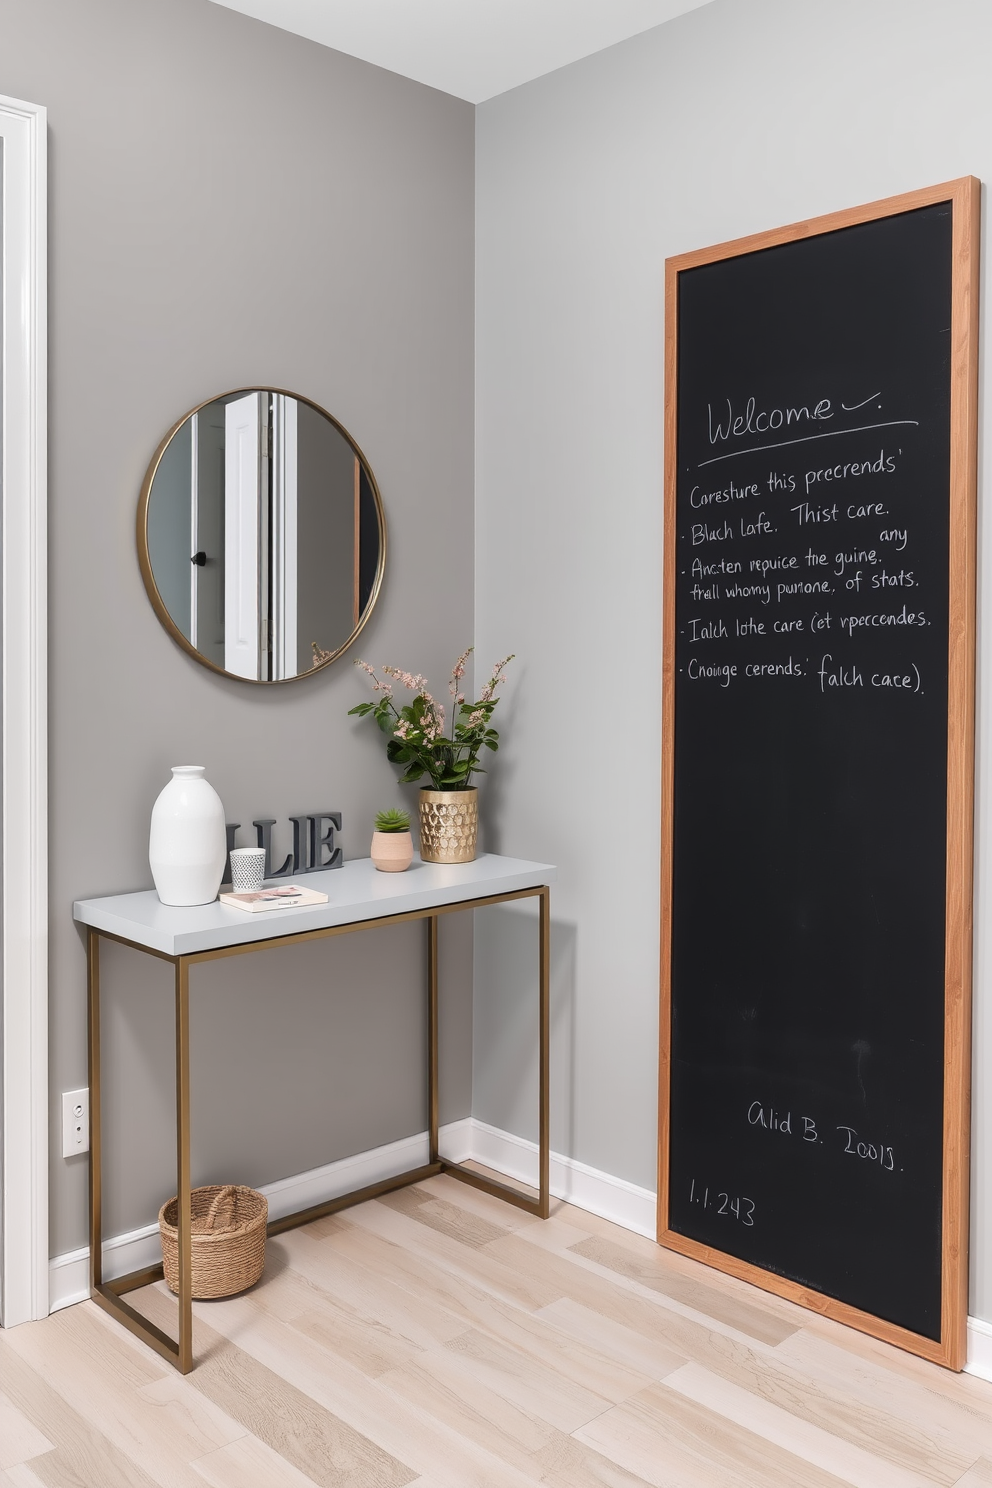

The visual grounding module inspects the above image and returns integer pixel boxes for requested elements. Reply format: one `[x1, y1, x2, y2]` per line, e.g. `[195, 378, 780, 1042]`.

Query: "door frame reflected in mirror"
[136, 387, 386, 684]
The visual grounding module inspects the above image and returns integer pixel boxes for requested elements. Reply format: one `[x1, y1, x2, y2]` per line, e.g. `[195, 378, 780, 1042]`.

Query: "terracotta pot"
[419, 788, 478, 864]
[370, 830, 414, 872]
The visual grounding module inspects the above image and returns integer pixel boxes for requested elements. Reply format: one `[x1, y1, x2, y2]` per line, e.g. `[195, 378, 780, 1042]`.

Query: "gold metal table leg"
[539, 885, 551, 1219]
[428, 915, 439, 1163]
[88, 929, 181, 1368]
[175, 957, 193, 1373]
[87, 929, 102, 1295]
[439, 886, 552, 1219]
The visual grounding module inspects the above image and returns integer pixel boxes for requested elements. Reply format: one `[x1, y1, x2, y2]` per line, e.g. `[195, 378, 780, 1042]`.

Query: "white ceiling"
[208, 0, 714, 103]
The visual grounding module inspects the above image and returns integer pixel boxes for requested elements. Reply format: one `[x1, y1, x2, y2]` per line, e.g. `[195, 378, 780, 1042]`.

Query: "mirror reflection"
[140, 390, 384, 682]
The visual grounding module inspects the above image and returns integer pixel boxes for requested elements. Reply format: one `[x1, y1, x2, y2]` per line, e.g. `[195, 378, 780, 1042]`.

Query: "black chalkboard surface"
[659, 181, 979, 1369]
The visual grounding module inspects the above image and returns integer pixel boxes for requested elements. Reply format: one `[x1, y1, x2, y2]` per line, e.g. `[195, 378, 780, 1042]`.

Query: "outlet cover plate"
[62, 1087, 89, 1157]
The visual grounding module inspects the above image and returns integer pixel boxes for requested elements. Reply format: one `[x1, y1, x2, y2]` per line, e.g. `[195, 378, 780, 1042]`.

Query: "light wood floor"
[2, 1174, 992, 1487]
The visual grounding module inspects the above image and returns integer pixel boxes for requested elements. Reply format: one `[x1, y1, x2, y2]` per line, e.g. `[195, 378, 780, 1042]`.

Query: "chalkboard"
[659, 180, 979, 1370]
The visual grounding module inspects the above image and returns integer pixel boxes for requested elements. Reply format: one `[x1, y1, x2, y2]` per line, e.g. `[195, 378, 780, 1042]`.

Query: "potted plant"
[349, 648, 513, 863]
[370, 808, 414, 872]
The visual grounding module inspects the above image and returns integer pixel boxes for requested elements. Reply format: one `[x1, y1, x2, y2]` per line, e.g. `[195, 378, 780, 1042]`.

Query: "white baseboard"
[460, 1118, 657, 1238]
[966, 1315, 992, 1381]
[49, 1120, 654, 1313]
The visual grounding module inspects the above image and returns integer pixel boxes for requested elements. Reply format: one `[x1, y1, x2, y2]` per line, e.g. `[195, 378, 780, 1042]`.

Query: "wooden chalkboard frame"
[658, 177, 980, 1369]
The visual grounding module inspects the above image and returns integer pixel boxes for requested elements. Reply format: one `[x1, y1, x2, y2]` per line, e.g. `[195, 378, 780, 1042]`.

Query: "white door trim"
[0, 93, 49, 1327]
[224, 391, 261, 680]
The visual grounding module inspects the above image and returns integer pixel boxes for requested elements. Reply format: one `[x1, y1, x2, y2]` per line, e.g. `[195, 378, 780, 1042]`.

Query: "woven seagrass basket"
[158, 1184, 267, 1299]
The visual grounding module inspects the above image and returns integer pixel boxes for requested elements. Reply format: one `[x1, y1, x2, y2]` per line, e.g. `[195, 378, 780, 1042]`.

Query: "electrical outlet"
[62, 1087, 89, 1157]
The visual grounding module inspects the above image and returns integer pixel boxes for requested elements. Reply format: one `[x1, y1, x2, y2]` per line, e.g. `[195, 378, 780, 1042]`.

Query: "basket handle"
[205, 1185, 237, 1231]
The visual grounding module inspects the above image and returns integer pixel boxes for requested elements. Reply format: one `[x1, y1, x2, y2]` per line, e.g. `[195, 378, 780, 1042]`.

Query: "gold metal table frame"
[86, 883, 551, 1374]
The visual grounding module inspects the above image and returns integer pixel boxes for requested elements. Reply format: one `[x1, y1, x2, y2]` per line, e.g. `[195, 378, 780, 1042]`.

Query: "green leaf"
[348, 703, 374, 716]
[374, 807, 411, 832]
[387, 741, 417, 764]
[485, 740, 498, 751]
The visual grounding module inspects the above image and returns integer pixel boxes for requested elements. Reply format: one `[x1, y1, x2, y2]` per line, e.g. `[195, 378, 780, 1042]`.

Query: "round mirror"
[137, 389, 385, 683]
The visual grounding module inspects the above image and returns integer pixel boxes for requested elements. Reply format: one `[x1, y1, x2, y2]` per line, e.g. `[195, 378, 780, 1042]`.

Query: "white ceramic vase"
[149, 766, 227, 906]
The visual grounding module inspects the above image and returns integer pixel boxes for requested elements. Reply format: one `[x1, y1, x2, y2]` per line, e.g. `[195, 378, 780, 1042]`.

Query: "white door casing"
[271, 393, 298, 680]
[0, 94, 48, 1326]
[189, 410, 199, 649]
[224, 392, 261, 680]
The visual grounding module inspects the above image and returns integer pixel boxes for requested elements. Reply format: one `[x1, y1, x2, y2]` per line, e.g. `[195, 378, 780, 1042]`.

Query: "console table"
[74, 852, 554, 1373]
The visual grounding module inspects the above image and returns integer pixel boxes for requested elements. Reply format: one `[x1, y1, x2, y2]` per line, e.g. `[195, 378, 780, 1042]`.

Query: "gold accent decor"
[419, 788, 478, 863]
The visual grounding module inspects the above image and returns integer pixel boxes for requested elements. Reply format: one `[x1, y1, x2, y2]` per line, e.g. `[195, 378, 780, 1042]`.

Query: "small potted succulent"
[370, 807, 414, 872]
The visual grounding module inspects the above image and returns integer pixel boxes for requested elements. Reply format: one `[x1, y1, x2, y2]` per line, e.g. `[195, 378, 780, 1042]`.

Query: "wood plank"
[3, 1306, 232, 1488]
[0, 1394, 54, 1471]
[568, 1234, 798, 1346]
[773, 1330, 992, 1463]
[576, 1384, 854, 1488]
[482, 1230, 790, 1355]
[415, 1175, 543, 1232]
[380, 1347, 558, 1466]
[534, 1297, 688, 1381]
[684, 1341, 973, 1483]
[663, 1363, 942, 1488]
[271, 1230, 469, 1348]
[378, 1187, 514, 1249]
[134, 1375, 246, 1452]
[135, 1284, 542, 1488]
[442, 1328, 614, 1432]
[531, 1435, 662, 1488]
[177, 1322, 416, 1488]
[0, 1467, 51, 1488]
[337, 1202, 563, 1310]
[0, 1330, 161, 1488]
[298, 1223, 654, 1404]
[954, 1461, 992, 1487]
[191, 1435, 327, 1488]
[794, 1310, 992, 1410]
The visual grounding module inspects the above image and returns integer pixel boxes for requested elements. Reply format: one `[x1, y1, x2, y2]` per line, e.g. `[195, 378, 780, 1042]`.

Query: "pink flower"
[383, 666, 430, 693]
[479, 653, 514, 703]
[355, 658, 392, 691]
[467, 709, 485, 727]
[449, 646, 473, 695]
[422, 694, 445, 734]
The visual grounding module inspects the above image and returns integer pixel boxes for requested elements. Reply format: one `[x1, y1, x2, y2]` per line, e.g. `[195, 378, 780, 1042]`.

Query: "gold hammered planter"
[419, 788, 478, 863]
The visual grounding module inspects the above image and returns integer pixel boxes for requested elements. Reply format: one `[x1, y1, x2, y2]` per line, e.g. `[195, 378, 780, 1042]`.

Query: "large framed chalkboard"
[659, 179, 979, 1369]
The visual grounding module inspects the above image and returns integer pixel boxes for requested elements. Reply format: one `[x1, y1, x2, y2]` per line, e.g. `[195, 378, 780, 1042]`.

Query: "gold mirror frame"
[136, 387, 386, 684]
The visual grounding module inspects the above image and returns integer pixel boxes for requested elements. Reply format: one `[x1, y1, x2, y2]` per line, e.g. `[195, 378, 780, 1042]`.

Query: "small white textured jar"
[149, 766, 227, 906]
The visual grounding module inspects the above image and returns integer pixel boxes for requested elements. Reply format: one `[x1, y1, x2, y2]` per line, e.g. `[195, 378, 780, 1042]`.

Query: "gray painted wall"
[0, 0, 475, 1256]
[475, 0, 992, 1317]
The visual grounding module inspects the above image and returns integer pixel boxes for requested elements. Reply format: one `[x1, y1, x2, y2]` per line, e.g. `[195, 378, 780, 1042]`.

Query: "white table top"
[74, 853, 555, 957]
